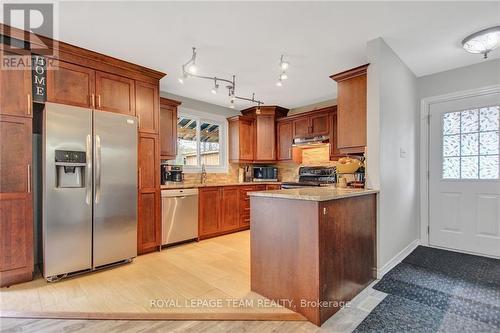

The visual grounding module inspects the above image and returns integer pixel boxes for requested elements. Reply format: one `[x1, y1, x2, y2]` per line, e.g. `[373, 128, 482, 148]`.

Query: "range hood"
[292, 135, 329, 147]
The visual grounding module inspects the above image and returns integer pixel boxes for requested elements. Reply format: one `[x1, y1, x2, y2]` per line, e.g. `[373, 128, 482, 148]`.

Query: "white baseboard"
[376, 239, 420, 279]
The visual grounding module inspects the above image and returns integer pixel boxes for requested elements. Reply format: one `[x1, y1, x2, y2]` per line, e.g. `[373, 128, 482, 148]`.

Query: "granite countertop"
[248, 187, 378, 201]
[160, 181, 282, 189]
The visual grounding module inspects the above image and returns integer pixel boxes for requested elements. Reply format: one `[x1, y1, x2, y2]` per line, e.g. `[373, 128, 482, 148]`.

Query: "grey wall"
[418, 58, 500, 99]
[366, 38, 420, 274]
[161, 92, 240, 118]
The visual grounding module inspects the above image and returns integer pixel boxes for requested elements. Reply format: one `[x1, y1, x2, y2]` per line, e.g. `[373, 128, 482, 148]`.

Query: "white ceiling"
[15, 1, 500, 109]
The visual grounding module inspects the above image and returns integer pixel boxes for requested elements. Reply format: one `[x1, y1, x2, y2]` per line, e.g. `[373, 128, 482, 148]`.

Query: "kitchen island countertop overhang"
[247, 187, 378, 201]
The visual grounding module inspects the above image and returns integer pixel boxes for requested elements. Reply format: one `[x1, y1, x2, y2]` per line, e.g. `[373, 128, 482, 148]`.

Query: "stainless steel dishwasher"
[161, 188, 199, 246]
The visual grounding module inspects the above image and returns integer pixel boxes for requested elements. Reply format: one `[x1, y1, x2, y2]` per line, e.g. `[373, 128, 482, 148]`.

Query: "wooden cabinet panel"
[220, 187, 239, 231]
[138, 134, 159, 191]
[47, 60, 95, 108]
[292, 117, 310, 138]
[228, 116, 254, 163]
[331, 65, 368, 152]
[310, 112, 330, 136]
[0, 116, 31, 193]
[254, 115, 275, 161]
[135, 81, 159, 134]
[96, 71, 135, 115]
[277, 121, 293, 161]
[0, 53, 32, 117]
[0, 115, 33, 287]
[199, 187, 221, 237]
[265, 184, 281, 190]
[159, 98, 181, 159]
[137, 191, 160, 254]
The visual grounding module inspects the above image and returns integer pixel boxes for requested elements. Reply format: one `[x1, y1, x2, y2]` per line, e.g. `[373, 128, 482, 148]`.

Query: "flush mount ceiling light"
[276, 54, 289, 87]
[462, 26, 500, 59]
[179, 47, 264, 108]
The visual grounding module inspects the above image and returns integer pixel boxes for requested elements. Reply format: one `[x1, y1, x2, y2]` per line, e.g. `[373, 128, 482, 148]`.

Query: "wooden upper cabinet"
[254, 114, 276, 161]
[135, 81, 159, 134]
[199, 187, 221, 237]
[292, 117, 310, 138]
[0, 115, 33, 287]
[220, 187, 240, 231]
[228, 116, 254, 163]
[0, 53, 32, 117]
[331, 64, 368, 153]
[95, 71, 135, 115]
[138, 133, 159, 191]
[292, 111, 330, 138]
[47, 60, 95, 109]
[310, 112, 330, 136]
[277, 120, 293, 161]
[160, 98, 181, 159]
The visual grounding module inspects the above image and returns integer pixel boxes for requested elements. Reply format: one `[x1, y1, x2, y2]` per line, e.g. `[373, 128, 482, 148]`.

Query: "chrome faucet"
[201, 164, 207, 184]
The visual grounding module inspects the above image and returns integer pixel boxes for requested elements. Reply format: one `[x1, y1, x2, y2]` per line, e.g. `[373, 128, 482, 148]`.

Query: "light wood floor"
[0, 231, 299, 320]
[0, 284, 387, 332]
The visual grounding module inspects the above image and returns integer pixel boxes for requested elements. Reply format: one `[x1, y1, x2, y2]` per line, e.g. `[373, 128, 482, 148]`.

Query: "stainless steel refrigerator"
[43, 102, 137, 281]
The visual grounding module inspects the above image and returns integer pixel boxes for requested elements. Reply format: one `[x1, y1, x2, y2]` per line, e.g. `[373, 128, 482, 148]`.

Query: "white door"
[429, 92, 500, 258]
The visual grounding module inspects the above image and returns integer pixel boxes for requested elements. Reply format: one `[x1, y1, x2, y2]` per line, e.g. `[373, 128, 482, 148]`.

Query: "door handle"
[85, 134, 92, 205]
[27, 164, 31, 193]
[97, 95, 102, 108]
[138, 167, 142, 189]
[95, 134, 101, 204]
[90, 94, 95, 108]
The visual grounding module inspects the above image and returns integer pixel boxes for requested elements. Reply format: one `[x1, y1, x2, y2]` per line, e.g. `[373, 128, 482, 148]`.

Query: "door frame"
[419, 84, 500, 248]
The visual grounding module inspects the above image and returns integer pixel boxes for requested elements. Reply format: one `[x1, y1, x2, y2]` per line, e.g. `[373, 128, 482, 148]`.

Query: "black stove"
[281, 166, 336, 189]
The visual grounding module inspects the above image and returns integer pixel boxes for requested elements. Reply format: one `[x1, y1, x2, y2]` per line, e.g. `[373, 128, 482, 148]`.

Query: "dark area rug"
[353, 246, 500, 333]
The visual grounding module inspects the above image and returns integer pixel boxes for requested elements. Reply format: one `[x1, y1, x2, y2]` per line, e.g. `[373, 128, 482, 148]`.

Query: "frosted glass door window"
[442, 106, 499, 179]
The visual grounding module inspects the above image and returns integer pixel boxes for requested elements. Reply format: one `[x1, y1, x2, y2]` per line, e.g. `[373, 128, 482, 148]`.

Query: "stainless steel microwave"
[253, 166, 278, 181]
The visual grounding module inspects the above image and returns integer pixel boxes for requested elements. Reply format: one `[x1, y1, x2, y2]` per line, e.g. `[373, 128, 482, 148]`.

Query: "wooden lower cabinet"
[137, 190, 160, 254]
[198, 187, 221, 237]
[198, 184, 274, 239]
[220, 187, 240, 231]
[0, 115, 33, 287]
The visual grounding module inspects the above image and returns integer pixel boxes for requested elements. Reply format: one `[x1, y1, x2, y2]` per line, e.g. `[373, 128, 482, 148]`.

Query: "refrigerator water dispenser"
[55, 150, 86, 188]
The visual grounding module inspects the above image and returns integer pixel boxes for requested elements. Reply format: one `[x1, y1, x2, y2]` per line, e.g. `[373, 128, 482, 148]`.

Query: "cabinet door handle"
[137, 114, 141, 128]
[97, 95, 102, 108]
[138, 167, 142, 189]
[27, 94, 32, 115]
[90, 94, 95, 108]
[27, 164, 31, 193]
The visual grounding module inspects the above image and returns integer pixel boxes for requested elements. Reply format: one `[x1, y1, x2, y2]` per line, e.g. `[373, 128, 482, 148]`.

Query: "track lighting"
[280, 55, 289, 71]
[187, 63, 197, 74]
[277, 54, 289, 86]
[179, 47, 265, 108]
[211, 79, 219, 94]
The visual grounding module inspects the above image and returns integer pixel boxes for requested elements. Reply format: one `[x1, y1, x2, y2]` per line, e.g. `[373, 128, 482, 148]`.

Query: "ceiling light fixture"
[179, 47, 264, 108]
[277, 54, 289, 86]
[462, 26, 500, 59]
[211, 79, 219, 94]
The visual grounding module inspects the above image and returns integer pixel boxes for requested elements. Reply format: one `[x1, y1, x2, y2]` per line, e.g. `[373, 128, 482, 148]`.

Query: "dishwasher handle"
[161, 188, 199, 198]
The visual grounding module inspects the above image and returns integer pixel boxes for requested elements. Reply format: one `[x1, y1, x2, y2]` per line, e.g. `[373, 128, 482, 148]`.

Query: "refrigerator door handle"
[85, 134, 92, 205]
[95, 134, 102, 204]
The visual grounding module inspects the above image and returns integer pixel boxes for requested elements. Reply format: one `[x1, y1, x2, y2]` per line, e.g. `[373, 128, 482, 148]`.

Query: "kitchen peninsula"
[249, 187, 378, 326]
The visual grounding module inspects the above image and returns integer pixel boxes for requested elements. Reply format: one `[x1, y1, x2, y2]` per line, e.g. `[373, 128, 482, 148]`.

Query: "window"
[442, 106, 499, 179]
[170, 110, 227, 173]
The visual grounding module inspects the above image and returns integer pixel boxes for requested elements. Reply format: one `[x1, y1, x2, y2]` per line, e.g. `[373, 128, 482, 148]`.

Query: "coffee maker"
[161, 163, 183, 184]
